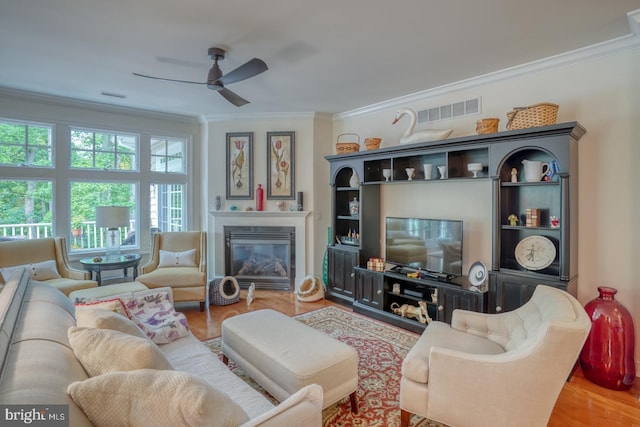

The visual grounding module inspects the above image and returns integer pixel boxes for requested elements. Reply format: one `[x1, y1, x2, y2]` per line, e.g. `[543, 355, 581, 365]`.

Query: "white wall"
[333, 45, 640, 373]
[204, 114, 333, 282]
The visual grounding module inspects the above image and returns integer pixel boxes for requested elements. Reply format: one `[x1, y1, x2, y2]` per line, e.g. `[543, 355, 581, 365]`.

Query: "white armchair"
[399, 285, 591, 427]
[136, 231, 207, 311]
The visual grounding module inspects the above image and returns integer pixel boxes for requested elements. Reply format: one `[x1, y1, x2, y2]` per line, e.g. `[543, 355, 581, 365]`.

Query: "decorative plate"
[514, 235, 556, 270]
[468, 261, 488, 287]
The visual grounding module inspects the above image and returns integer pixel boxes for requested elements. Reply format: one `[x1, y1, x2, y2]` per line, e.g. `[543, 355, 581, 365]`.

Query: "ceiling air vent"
[417, 97, 481, 124]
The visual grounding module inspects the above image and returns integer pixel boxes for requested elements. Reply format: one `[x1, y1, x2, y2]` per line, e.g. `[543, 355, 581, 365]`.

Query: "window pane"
[0, 121, 53, 167]
[0, 179, 53, 239]
[150, 137, 185, 173]
[150, 183, 184, 232]
[70, 181, 136, 251]
[71, 128, 138, 171]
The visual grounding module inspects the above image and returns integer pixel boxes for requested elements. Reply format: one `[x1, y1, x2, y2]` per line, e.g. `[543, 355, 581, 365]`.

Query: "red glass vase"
[579, 286, 635, 390]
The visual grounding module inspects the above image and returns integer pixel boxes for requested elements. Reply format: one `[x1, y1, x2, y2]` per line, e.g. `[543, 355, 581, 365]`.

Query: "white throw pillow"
[122, 291, 190, 344]
[0, 260, 61, 282]
[75, 307, 148, 339]
[68, 327, 173, 377]
[67, 369, 249, 427]
[158, 249, 196, 268]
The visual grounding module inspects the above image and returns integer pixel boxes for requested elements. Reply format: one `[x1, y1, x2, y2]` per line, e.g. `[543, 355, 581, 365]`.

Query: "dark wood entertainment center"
[325, 122, 585, 332]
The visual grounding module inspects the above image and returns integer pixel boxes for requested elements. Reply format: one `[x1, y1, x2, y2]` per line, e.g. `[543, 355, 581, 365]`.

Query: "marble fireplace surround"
[210, 210, 311, 290]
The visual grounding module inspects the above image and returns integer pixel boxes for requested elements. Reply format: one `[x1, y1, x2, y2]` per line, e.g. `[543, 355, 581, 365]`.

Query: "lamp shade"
[95, 206, 130, 229]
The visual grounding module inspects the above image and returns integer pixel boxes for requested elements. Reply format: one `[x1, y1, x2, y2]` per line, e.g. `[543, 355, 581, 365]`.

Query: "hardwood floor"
[179, 290, 640, 426]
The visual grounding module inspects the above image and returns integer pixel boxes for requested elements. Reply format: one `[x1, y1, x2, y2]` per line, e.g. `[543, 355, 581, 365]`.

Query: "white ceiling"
[1, 1, 639, 119]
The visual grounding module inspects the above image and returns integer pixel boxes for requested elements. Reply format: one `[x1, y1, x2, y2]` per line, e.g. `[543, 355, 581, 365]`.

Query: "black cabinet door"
[327, 246, 358, 300]
[488, 272, 568, 313]
[356, 268, 384, 308]
[437, 287, 486, 324]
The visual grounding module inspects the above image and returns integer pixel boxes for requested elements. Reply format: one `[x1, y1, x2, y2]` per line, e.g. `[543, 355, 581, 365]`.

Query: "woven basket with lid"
[506, 103, 559, 130]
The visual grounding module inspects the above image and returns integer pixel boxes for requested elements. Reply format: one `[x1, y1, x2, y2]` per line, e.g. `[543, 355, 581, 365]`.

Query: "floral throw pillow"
[122, 291, 190, 344]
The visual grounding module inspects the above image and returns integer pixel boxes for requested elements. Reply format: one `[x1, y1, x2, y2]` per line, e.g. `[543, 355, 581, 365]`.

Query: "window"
[150, 137, 185, 173]
[0, 117, 191, 252]
[150, 183, 185, 232]
[70, 181, 136, 250]
[70, 128, 138, 170]
[0, 179, 53, 239]
[0, 120, 53, 167]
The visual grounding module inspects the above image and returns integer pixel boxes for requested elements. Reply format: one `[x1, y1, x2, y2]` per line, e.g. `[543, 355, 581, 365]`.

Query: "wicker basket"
[476, 118, 500, 134]
[336, 133, 360, 154]
[506, 103, 559, 130]
[364, 137, 382, 150]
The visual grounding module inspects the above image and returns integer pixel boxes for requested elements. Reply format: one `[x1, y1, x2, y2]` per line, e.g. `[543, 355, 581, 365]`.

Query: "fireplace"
[225, 226, 295, 290]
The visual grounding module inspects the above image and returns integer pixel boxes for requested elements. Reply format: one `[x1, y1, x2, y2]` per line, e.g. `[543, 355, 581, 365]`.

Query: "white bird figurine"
[392, 108, 453, 145]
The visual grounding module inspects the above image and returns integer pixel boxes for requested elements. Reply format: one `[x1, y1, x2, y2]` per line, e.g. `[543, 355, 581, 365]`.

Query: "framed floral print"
[267, 131, 295, 199]
[226, 132, 253, 200]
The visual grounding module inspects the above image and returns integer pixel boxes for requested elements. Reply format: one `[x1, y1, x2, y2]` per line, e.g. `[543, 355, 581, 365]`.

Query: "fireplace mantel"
[209, 210, 311, 289]
[210, 211, 310, 219]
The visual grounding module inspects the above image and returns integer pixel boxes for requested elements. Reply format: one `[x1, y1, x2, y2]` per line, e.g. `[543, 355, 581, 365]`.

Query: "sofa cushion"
[67, 369, 249, 427]
[136, 267, 206, 289]
[122, 290, 190, 344]
[75, 307, 148, 339]
[158, 248, 197, 268]
[68, 326, 173, 376]
[75, 298, 128, 317]
[402, 321, 504, 384]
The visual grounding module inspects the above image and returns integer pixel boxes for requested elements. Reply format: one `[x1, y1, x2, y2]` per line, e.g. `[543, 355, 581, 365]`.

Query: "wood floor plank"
[179, 290, 640, 426]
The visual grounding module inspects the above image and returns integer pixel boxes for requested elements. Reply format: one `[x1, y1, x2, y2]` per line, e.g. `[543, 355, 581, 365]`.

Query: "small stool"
[221, 309, 359, 412]
[69, 281, 149, 304]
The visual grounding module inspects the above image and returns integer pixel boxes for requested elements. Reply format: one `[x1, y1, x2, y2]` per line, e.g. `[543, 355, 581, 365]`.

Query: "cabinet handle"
[496, 306, 503, 312]
[350, 272, 355, 278]
[438, 305, 444, 311]
[377, 290, 382, 295]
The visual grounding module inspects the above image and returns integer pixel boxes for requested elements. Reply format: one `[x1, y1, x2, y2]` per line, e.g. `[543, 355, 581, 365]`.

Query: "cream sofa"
[0, 236, 97, 295]
[0, 270, 323, 426]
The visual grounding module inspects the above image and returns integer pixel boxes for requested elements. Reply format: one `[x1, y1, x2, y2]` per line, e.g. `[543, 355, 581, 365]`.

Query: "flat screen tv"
[385, 217, 463, 277]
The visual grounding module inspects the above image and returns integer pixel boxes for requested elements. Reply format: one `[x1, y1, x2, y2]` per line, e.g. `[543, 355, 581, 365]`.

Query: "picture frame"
[226, 132, 253, 200]
[267, 131, 295, 199]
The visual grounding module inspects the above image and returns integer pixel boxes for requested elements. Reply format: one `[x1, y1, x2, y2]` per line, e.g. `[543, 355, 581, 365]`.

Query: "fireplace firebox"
[224, 226, 295, 290]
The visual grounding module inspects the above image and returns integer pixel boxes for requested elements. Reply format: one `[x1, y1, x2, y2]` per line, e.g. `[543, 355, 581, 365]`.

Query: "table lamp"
[96, 206, 130, 258]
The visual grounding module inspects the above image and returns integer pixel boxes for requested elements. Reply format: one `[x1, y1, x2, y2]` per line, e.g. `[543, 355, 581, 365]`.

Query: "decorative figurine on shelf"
[390, 301, 432, 324]
[550, 216, 560, 228]
[511, 168, 518, 183]
[508, 214, 519, 226]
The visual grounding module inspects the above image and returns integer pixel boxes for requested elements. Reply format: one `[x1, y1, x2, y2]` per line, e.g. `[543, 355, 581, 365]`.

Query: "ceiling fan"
[133, 47, 268, 107]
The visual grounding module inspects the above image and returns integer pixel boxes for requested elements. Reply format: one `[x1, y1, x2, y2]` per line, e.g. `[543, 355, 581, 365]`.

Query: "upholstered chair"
[0, 237, 97, 295]
[399, 285, 591, 427]
[136, 231, 207, 311]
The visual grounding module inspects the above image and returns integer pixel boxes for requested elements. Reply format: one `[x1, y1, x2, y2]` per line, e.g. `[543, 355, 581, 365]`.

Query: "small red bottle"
[256, 184, 264, 211]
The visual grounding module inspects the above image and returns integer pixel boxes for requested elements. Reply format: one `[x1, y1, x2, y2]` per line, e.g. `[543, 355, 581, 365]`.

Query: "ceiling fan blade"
[219, 58, 268, 85]
[132, 72, 206, 85]
[218, 87, 250, 107]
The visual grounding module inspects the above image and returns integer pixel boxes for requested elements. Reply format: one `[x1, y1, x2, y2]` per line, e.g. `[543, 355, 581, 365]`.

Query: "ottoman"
[222, 309, 359, 412]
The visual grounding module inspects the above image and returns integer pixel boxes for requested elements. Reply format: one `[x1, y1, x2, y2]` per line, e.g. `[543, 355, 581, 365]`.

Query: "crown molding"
[335, 32, 640, 120]
[0, 86, 200, 124]
[203, 111, 319, 122]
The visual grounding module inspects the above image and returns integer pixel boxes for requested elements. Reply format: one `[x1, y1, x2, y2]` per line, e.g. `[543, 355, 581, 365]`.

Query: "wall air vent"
[417, 97, 481, 124]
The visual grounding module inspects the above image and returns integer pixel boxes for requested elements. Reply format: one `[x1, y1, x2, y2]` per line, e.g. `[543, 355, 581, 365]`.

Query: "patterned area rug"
[204, 306, 445, 427]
